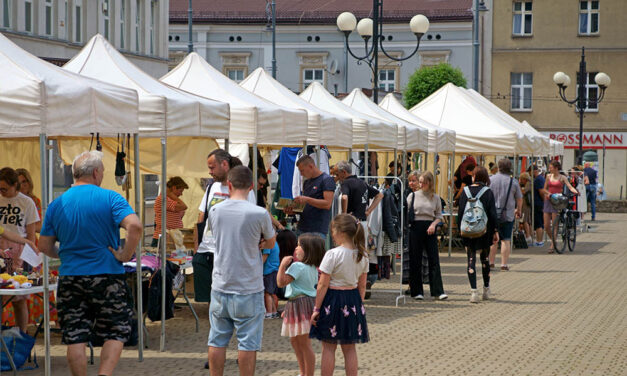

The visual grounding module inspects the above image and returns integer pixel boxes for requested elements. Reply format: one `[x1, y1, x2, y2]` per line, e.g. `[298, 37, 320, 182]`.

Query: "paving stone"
[20, 213, 627, 375]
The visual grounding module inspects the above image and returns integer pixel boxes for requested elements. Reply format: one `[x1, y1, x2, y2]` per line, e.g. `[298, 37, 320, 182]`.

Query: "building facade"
[0, 0, 169, 77]
[491, 0, 627, 199]
[168, 0, 473, 98]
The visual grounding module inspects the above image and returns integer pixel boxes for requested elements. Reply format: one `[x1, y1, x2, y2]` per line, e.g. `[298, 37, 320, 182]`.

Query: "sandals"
[548, 249, 555, 254]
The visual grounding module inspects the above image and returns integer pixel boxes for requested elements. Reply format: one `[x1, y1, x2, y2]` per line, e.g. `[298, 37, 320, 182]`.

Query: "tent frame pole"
[39, 134, 51, 376]
[253, 143, 258, 199]
[160, 137, 167, 352]
[448, 152, 455, 257]
[134, 134, 144, 360]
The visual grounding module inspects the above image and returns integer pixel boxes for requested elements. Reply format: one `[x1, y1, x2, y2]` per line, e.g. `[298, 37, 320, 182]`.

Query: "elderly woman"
[0, 167, 40, 331]
[519, 172, 533, 244]
[152, 176, 188, 247]
[406, 171, 447, 301]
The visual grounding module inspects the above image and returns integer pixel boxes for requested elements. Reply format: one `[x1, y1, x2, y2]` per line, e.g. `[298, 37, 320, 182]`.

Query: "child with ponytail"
[310, 214, 369, 376]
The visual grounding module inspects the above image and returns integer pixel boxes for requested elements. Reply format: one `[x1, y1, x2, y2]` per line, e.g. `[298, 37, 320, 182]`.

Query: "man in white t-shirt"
[193, 149, 256, 307]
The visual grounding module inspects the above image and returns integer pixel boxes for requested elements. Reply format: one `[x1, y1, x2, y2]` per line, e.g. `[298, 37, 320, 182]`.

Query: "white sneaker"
[482, 287, 490, 300]
[412, 294, 424, 300]
[438, 294, 448, 301]
[534, 241, 545, 247]
[470, 289, 480, 303]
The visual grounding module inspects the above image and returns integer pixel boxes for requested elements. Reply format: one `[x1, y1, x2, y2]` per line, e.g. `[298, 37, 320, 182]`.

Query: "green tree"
[403, 63, 467, 109]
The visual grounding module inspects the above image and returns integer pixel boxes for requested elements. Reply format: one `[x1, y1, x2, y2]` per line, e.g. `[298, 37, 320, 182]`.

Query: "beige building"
[0, 0, 169, 77]
[490, 0, 627, 199]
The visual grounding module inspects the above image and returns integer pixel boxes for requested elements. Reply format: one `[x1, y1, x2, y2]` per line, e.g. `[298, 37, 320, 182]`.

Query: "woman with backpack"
[406, 171, 448, 301]
[457, 166, 498, 303]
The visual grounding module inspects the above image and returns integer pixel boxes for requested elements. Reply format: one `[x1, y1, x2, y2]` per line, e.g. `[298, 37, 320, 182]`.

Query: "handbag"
[196, 180, 214, 245]
[496, 177, 513, 224]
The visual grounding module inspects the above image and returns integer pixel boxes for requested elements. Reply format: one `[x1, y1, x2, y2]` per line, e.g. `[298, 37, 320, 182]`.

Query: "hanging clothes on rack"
[291, 146, 331, 198]
[275, 147, 301, 199]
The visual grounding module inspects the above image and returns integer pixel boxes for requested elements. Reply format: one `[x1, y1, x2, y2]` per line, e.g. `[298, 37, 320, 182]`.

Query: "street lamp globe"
[553, 71, 568, 86]
[563, 74, 571, 87]
[357, 18, 374, 38]
[337, 12, 357, 32]
[409, 14, 429, 35]
[595, 72, 611, 88]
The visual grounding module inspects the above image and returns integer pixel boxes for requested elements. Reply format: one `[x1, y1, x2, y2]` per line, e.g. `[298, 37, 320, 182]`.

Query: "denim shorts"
[498, 221, 515, 241]
[208, 290, 265, 351]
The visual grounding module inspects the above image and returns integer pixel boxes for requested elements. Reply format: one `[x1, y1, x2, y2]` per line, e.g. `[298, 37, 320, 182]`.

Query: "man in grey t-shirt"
[207, 166, 276, 376]
[489, 159, 523, 271]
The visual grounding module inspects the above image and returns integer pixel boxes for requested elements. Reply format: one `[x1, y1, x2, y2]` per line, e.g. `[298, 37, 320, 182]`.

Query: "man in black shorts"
[39, 151, 142, 376]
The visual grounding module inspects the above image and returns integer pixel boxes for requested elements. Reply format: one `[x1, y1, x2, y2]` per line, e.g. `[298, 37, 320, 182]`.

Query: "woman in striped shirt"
[152, 177, 188, 247]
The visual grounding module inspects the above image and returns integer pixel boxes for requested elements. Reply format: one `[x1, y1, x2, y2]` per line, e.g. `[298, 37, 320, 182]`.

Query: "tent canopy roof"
[240, 67, 353, 148]
[64, 35, 229, 138]
[161, 52, 308, 146]
[379, 93, 456, 153]
[342, 88, 427, 152]
[410, 83, 519, 155]
[300, 82, 397, 150]
[0, 32, 138, 138]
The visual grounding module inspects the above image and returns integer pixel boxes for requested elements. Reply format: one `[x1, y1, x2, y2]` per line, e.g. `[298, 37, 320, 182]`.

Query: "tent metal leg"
[39, 134, 51, 376]
[224, 138, 229, 153]
[253, 143, 258, 200]
[134, 134, 144, 361]
[448, 152, 455, 257]
[160, 137, 167, 352]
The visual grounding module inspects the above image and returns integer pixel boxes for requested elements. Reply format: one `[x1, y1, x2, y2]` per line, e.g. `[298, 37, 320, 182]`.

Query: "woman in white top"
[406, 171, 447, 301]
[309, 214, 369, 376]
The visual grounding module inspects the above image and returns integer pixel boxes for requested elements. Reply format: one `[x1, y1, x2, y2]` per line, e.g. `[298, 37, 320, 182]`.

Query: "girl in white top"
[309, 214, 369, 376]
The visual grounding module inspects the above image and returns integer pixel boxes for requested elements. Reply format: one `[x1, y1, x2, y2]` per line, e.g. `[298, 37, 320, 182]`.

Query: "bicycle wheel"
[567, 214, 577, 252]
[553, 216, 566, 254]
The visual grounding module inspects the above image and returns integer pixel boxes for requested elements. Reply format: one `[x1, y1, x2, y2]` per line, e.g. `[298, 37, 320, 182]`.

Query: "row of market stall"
[0, 31, 564, 375]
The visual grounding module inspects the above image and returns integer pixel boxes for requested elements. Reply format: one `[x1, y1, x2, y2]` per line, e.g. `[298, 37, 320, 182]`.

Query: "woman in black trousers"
[407, 171, 447, 301]
[457, 166, 498, 303]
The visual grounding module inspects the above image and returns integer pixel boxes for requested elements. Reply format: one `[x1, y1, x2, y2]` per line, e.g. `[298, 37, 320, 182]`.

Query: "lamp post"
[265, 0, 277, 78]
[553, 47, 610, 165]
[336, 1, 429, 103]
[187, 0, 193, 53]
[472, 0, 488, 91]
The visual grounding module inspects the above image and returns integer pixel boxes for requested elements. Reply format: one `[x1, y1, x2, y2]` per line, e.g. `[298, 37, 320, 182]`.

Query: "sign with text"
[542, 132, 627, 149]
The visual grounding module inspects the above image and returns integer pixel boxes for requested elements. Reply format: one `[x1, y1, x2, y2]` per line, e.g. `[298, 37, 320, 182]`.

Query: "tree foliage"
[403, 63, 467, 109]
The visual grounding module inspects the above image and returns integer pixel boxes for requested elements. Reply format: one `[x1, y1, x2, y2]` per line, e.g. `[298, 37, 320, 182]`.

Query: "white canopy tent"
[379, 93, 456, 154]
[0, 32, 140, 375]
[341, 88, 428, 152]
[161, 52, 308, 146]
[64, 35, 230, 138]
[64, 34, 230, 355]
[465, 89, 549, 156]
[300, 82, 397, 150]
[240, 67, 353, 148]
[549, 138, 565, 157]
[410, 83, 519, 155]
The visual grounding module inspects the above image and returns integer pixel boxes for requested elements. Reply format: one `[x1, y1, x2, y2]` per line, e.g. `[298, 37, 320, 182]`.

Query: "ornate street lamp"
[336, 1, 429, 103]
[553, 47, 610, 165]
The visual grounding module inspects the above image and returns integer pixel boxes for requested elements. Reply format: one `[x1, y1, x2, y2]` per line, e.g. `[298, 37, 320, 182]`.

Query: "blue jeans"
[586, 185, 596, 219]
[208, 290, 265, 351]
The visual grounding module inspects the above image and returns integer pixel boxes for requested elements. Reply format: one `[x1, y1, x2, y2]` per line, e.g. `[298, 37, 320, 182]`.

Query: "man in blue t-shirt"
[39, 151, 142, 376]
[291, 155, 335, 239]
[584, 163, 598, 221]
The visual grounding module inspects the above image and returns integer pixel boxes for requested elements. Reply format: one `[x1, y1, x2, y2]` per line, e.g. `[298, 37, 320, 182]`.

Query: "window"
[512, 1, 532, 36]
[149, 0, 155, 54]
[120, 0, 125, 49]
[24, 0, 32, 33]
[101, 0, 109, 39]
[135, 0, 141, 52]
[579, 1, 599, 35]
[378, 69, 396, 92]
[303, 69, 324, 90]
[2, 0, 12, 28]
[510, 72, 533, 111]
[74, 0, 82, 42]
[576, 72, 599, 112]
[44, 0, 52, 36]
[226, 68, 245, 82]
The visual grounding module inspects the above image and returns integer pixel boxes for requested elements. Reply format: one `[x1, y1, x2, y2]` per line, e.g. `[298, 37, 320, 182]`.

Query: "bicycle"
[551, 195, 578, 254]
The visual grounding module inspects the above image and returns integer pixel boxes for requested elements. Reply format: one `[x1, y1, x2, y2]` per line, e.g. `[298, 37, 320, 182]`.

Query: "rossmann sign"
[542, 132, 627, 149]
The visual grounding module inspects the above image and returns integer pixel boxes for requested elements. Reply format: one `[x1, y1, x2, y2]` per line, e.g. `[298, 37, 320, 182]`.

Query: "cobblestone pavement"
[22, 213, 627, 375]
